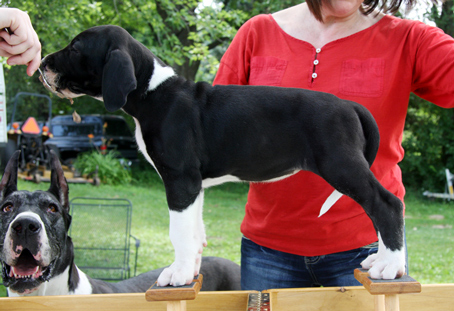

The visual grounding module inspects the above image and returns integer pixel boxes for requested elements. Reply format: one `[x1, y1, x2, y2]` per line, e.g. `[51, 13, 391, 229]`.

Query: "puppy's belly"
[202, 175, 241, 188]
[201, 171, 298, 188]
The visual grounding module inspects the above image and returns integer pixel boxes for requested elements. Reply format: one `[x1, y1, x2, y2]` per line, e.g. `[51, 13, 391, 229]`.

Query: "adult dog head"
[0, 150, 72, 295]
[40, 25, 171, 112]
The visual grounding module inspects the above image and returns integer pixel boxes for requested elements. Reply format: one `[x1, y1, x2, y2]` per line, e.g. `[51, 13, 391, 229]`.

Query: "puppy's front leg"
[157, 190, 206, 286]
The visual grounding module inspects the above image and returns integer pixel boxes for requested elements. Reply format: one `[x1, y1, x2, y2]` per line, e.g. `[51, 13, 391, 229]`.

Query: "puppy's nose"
[12, 217, 41, 237]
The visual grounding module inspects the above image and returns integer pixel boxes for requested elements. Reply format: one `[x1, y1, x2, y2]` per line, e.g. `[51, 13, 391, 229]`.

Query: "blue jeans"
[241, 237, 379, 291]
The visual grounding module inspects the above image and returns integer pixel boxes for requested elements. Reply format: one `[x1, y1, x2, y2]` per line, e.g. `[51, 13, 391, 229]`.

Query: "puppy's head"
[41, 25, 138, 112]
[0, 150, 72, 295]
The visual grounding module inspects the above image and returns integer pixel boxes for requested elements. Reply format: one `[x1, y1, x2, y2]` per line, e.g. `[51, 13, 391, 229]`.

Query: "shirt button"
[313, 60, 319, 65]
[312, 73, 318, 79]
[316, 48, 321, 53]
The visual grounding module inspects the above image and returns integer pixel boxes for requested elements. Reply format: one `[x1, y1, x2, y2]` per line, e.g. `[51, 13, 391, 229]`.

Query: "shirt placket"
[311, 48, 321, 85]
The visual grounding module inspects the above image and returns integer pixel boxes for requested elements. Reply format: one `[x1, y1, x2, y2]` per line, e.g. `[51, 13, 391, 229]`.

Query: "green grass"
[1, 172, 453, 296]
[404, 191, 454, 284]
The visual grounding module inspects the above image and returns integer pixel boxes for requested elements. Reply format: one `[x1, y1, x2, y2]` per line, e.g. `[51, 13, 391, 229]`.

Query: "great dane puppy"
[0, 151, 241, 295]
[39, 25, 405, 286]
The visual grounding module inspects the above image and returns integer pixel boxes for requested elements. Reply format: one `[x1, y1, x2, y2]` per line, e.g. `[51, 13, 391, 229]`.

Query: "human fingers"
[0, 8, 41, 70]
[26, 50, 42, 76]
[0, 24, 40, 60]
[4, 34, 41, 65]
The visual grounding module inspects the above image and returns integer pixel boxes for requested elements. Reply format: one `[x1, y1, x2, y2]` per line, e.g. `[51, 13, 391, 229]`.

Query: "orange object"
[21, 117, 41, 135]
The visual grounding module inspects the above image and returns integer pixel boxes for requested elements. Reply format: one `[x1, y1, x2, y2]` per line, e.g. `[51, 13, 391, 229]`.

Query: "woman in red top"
[214, 0, 454, 290]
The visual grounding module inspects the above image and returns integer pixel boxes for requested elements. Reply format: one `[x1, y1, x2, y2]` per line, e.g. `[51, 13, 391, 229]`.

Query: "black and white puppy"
[40, 25, 405, 286]
[0, 151, 241, 296]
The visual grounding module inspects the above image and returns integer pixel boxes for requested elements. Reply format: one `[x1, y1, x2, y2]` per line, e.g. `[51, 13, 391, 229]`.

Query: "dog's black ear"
[47, 150, 69, 211]
[102, 49, 137, 112]
[0, 150, 20, 199]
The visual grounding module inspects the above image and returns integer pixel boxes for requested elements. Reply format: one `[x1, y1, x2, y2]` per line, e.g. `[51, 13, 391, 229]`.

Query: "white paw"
[361, 253, 378, 269]
[361, 248, 405, 279]
[157, 262, 196, 287]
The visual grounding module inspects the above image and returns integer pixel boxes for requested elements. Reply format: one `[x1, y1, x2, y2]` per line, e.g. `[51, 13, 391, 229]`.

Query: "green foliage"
[401, 94, 454, 191]
[74, 150, 132, 185]
[426, 0, 454, 37]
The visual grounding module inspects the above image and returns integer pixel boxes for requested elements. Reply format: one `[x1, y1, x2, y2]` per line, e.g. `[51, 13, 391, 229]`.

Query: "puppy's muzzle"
[38, 67, 58, 94]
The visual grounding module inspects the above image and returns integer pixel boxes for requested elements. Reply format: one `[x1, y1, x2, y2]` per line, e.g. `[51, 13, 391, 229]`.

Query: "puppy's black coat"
[40, 25, 405, 284]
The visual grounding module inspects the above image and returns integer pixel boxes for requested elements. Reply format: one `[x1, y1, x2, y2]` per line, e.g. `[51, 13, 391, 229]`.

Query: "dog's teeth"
[33, 266, 40, 278]
[10, 266, 40, 279]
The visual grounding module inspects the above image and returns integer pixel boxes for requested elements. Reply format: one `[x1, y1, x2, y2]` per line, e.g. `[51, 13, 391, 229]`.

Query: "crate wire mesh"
[69, 197, 140, 281]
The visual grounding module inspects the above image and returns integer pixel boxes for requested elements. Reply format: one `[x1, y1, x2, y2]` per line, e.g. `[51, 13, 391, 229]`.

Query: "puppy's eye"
[47, 204, 58, 213]
[2, 204, 13, 213]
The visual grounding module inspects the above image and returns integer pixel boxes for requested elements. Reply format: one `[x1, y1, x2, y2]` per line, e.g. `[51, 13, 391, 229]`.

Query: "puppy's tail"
[319, 190, 343, 217]
[354, 104, 380, 167]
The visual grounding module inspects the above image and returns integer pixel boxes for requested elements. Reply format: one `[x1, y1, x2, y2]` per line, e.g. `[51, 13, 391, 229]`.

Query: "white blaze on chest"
[148, 59, 176, 91]
[133, 117, 161, 178]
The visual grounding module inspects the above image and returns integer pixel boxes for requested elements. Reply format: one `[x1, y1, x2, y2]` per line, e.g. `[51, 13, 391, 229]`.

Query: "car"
[44, 114, 138, 165]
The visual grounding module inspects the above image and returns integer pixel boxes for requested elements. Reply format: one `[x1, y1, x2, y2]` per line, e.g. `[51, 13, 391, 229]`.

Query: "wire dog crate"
[69, 197, 140, 281]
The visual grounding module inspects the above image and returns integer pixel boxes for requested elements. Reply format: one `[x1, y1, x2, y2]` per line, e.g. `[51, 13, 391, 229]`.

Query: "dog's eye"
[2, 204, 13, 213]
[47, 204, 58, 213]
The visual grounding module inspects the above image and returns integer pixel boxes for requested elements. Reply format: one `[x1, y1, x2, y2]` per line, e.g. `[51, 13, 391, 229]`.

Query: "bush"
[401, 94, 454, 191]
[74, 150, 132, 185]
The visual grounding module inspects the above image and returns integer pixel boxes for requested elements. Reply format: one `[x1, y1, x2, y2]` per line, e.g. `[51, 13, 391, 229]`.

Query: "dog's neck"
[121, 56, 181, 118]
[147, 58, 176, 92]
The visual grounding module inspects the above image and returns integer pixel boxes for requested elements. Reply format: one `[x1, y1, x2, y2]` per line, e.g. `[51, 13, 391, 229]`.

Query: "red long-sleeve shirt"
[213, 14, 454, 256]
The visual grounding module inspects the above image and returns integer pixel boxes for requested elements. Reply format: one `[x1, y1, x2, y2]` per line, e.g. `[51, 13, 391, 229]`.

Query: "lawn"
[0, 171, 452, 296]
[404, 192, 454, 283]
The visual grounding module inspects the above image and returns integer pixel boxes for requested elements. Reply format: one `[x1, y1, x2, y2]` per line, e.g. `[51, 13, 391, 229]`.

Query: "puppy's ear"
[0, 150, 20, 199]
[47, 150, 69, 211]
[102, 49, 137, 112]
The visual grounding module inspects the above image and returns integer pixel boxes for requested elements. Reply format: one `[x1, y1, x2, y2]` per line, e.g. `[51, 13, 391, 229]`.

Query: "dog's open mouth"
[1, 249, 55, 294]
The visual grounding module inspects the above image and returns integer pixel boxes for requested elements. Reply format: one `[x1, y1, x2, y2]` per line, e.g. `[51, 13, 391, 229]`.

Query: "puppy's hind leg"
[319, 159, 405, 279]
[157, 190, 206, 287]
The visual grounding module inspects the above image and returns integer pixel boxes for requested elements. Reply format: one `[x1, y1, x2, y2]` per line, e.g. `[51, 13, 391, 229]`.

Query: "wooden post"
[145, 274, 203, 311]
[354, 269, 421, 311]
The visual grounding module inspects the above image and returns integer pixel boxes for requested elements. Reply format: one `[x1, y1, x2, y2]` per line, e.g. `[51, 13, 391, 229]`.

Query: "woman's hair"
[306, 0, 427, 22]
